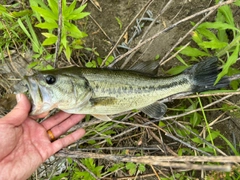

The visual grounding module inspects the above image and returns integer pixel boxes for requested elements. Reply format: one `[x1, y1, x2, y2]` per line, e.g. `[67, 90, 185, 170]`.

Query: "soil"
[0, 0, 240, 179]
[84, 0, 240, 156]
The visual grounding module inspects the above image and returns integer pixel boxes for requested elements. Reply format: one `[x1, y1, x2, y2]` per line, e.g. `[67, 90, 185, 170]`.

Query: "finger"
[0, 94, 31, 126]
[41, 111, 73, 130]
[30, 112, 49, 119]
[51, 128, 85, 153]
[49, 114, 85, 138]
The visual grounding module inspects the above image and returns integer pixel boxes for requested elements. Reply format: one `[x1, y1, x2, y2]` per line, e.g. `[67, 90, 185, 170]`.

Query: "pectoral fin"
[92, 114, 112, 121]
[140, 102, 167, 119]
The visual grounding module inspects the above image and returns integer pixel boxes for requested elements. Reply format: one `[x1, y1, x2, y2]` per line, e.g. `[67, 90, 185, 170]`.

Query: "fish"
[14, 57, 231, 120]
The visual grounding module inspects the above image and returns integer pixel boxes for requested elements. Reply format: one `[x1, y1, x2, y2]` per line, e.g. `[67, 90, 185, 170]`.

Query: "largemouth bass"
[15, 57, 230, 120]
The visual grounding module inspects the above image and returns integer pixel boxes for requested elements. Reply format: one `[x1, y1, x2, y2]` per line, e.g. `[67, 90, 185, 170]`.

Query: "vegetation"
[0, 0, 240, 179]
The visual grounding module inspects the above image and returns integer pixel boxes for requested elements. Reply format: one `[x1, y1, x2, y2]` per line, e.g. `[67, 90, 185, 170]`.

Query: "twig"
[146, 128, 178, 156]
[160, 41, 191, 66]
[150, 165, 161, 180]
[89, 14, 112, 42]
[54, 0, 62, 68]
[73, 158, 100, 180]
[165, 133, 211, 155]
[159, 6, 215, 65]
[101, 0, 154, 67]
[111, 0, 236, 66]
[57, 150, 236, 171]
[171, 91, 240, 100]
[121, 0, 175, 68]
[161, 91, 236, 120]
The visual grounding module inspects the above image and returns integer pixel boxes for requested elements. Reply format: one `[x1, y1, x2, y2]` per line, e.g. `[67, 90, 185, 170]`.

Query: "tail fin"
[184, 57, 230, 92]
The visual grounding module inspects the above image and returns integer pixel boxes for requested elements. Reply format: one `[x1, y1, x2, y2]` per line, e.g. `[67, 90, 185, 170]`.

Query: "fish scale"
[14, 57, 231, 120]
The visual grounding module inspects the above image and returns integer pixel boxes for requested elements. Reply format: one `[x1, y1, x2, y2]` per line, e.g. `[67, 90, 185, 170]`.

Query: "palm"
[0, 94, 85, 180]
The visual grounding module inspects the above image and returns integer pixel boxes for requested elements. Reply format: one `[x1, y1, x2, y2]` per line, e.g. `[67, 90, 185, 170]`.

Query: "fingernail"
[16, 94, 22, 103]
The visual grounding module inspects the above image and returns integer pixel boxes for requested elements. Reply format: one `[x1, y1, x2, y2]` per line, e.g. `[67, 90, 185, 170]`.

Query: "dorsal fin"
[129, 61, 159, 75]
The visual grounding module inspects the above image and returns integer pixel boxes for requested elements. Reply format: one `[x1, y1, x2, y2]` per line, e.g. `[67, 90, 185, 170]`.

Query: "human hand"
[0, 94, 85, 180]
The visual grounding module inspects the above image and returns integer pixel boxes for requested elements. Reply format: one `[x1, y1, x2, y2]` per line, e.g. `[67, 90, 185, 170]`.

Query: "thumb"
[0, 94, 31, 126]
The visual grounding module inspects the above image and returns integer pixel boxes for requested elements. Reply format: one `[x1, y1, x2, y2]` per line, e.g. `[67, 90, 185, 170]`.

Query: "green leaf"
[0, 4, 13, 19]
[86, 61, 96, 68]
[105, 56, 114, 66]
[196, 27, 219, 42]
[71, 3, 88, 15]
[47, 0, 58, 15]
[66, 23, 88, 38]
[108, 163, 124, 172]
[42, 32, 57, 38]
[218, 5, 234, 26]
[68, 12, 90, 20]
[191, 31, 203, 44]
[27, 61, 39, 69]
[158, 121, 166, 127]
[199, 40, 228, 50]
[12, 10, 31, 17]
[198, 22, 240, 33]
[176, 55, 190, 66]
[126, 162, 137, 175]
[190, 112, 201, 127]
[219, 133, 239, 155]
[155, 54, 160, 60]
[177, 46, 209, 57]
[30, 0, 49, 9]
[65, 45, 72, 61]
[0, 4, 7, 13]
[205, 130, 220, 141]
[115, 17, 122, 29]
[138, 164, 146, 173]
[35, 22, 58, 29]
[17, 18, 41, 53]
[106, 138, 113, 145]
[30, 0, 50, 22]
[42, 36, 57, 45]
[199, 147, 215, 153]
[64, 0, 76, 16]
[31, 6, 57, 21]
[215, 44, 239, 84]
[61, 33, 67, 48]
[234, 0, 240, 6]
[166, 65, 187, 75]
[191, 137, 202, 144]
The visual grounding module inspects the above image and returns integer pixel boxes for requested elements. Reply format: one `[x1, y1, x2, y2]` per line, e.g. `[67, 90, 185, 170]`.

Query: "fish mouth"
[15, 77, 54, 115]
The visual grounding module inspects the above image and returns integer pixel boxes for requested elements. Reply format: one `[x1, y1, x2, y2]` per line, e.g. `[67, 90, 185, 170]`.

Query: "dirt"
[79, 0, 240, 178]
[85, 0, 213, 65]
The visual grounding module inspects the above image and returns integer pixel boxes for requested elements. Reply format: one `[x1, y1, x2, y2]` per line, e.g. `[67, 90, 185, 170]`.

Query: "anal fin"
[140, 102, 167, 119]
[92, 114, 112, 121]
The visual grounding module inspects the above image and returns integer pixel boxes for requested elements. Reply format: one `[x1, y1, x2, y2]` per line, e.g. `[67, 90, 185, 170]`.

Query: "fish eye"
[45, 75, 56, 85]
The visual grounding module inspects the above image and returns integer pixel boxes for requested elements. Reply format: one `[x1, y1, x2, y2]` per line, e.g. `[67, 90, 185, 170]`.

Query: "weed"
[29, 0, 89, 68]
[165, 1, 240, 177]
[115, 17, 122, 30]
[176, 1, 240, 84]
[0, 4, 32, 61]
[86, 55, 114, 68]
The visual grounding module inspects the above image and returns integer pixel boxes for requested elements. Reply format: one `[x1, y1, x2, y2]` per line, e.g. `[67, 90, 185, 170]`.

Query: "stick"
[54, 0, 62, 68]
[110, 0, 236, 66]
[57, 150, 238, 171]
